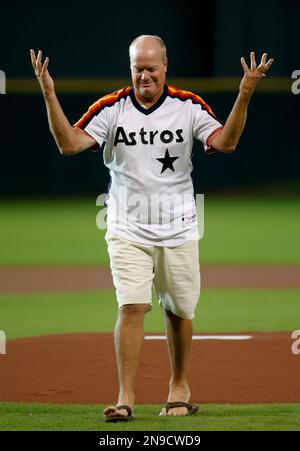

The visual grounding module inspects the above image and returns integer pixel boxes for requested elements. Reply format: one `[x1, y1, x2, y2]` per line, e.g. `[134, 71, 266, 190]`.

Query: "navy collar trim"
[130, 85, 168, 115]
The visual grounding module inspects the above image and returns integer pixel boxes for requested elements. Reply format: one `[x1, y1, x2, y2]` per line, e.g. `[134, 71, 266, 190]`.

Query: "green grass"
[0, 196, 300, 266]
[0, 198, 106, 266]
[195, 289, 300, 332]
[0, 402, 299, 431]
[1, 289, 300, 340]
[201, 196, 300, 264]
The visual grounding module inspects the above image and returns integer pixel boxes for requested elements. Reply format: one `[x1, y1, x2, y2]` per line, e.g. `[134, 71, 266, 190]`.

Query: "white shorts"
[106, 235, 201, 319]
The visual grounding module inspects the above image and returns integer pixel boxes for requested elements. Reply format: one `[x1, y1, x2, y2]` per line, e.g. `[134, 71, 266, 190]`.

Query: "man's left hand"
[239, 51, 274, 96]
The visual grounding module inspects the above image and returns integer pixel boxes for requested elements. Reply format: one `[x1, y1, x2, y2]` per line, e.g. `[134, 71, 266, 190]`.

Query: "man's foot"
[159, 382, 192, 416]
[103, 405, 134, 422]
[161, 402, 199, 416]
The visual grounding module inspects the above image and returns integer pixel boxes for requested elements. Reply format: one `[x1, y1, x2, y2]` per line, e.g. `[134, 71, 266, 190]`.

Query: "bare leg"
[104, 303, 150, 419]
[160, 308, 193, 416]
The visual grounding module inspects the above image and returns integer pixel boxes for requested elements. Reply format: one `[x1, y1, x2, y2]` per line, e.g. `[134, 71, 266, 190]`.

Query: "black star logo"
[156, 149, 179, 174]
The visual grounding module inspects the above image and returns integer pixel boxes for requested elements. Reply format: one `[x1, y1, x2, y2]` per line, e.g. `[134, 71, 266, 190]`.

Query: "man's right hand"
[30, 49, 98, 155]
[30, 49, 55, 96]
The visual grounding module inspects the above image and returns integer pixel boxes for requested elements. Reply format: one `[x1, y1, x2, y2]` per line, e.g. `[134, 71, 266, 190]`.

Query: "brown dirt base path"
[0, 332, 299, 404]
[1, 265, 300, 293]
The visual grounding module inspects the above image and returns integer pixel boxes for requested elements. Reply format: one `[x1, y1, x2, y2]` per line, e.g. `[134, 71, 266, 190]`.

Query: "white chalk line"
[145, 335, 253, 341]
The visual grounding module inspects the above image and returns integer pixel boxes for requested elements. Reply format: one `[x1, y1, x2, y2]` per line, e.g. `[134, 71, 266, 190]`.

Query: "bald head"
[129, 35, 168, 103]
[129, 35, 167, 63]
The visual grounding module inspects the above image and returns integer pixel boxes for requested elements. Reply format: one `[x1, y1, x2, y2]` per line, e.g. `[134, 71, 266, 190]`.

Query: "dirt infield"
[1, 265, 300, 293]
[0, 332, 299, 404]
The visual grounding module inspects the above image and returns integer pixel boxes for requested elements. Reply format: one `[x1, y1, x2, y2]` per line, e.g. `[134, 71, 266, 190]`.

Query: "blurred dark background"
[0, 0, 299, 196]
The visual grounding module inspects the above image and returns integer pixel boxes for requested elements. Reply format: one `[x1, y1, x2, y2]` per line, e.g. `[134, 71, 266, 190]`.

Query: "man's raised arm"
[211, 52, 274, 153]
[30, 49, 97, 155]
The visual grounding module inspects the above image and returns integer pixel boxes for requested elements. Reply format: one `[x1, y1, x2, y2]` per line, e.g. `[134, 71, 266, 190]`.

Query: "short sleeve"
[73, 102, 109, 150]
[192, 102, 223, 154]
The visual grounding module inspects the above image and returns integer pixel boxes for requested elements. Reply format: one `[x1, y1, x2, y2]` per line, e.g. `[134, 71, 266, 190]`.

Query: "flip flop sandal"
[164, 402, 199, 416]
[105, 405, 134, 422]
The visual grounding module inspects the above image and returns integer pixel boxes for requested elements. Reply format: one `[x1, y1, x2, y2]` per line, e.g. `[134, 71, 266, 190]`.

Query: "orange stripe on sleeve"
[167, 84, 217, 118]
[73, 86, 131, 129]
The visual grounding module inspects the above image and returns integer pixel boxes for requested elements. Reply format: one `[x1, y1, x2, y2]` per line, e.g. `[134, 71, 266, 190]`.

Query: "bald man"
[31, 36, 273, 421]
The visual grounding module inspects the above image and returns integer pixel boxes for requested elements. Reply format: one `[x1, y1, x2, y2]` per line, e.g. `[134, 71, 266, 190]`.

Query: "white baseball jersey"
[74, 84, 223, 247]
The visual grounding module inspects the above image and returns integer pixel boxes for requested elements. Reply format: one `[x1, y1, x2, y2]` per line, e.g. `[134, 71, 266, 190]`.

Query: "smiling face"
[130, 37, 168, 103]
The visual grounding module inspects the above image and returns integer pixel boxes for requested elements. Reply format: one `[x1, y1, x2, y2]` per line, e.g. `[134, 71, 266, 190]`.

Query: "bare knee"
[119, 303, 152, 317]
